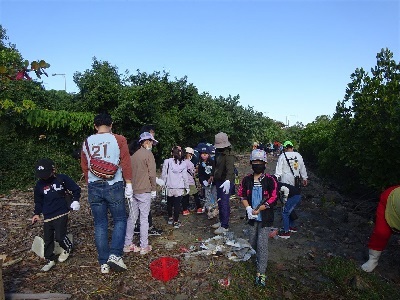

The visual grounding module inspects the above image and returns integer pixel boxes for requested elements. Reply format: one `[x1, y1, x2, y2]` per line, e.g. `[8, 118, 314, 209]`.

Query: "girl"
[197, 145, 217, 219]
[182, 147, 202, 215]
[161, 146, 189, 228]
[238, 149, 278, 287]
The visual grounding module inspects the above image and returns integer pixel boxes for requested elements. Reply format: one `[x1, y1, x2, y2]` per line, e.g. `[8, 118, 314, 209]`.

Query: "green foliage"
[302, 48, 400, 192]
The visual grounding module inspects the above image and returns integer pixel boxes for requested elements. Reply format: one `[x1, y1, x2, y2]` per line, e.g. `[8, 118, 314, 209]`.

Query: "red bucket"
[150, 257, 179, 282]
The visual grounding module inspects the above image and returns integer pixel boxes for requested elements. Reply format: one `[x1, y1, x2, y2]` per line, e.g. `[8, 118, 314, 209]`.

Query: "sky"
[1, 0, 399, 125]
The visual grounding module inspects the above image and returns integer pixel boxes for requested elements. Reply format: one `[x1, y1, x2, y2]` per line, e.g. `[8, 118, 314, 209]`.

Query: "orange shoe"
[196, 208, 204, 214]
[182, 210, 190, 216]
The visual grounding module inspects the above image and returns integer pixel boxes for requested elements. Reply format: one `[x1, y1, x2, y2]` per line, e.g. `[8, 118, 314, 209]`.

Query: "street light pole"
[52, 73, 66, 92]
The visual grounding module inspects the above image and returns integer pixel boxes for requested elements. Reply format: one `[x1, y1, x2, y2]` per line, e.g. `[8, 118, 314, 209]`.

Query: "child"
[238, 149, 278, 287]
[32, 158, 81, 272]
[213, 132, 235, 234]
[197, 144, 217, 219]
[182, 147, 203, 215]
[161, 146, 189, 228]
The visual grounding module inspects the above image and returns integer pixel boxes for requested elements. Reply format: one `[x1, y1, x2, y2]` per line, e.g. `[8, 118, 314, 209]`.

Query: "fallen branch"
[2, 257, 22, 267]
[5, 293, 71, 299]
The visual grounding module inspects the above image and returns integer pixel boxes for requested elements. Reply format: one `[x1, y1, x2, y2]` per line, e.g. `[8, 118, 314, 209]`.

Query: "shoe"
[289, 227, 298, 233]
[255, 274, 267, 287]
[173, 221, 181, 229]
[101, 263, 110, 274]
[107, 254, 127, 272]
[211, 222, 221, 229]
[58, 249, 70, 262]
[167, 218, 173, 225]
[229, 195, 236, 200]
[133, 226, 140, 235]
[277, 230, 290, 239]
[41, 260, 55, 272]
[149, 226, 163, 236]
[196, 208, 204, 214]
[123, 244, 140, 253]
[140, 245, 152, 255]
[214, 227, 228, 235]
[182, 210, 190, 216]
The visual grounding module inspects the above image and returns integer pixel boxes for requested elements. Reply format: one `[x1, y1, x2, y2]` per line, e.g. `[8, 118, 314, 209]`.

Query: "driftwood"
[5, 293, 71, 299]
[2, 258, 22, 267]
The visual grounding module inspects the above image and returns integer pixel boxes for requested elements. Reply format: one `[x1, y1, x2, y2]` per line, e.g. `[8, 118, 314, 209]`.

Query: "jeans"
[88, 180, 127, 265]
[216, 181, 230, 229]
[282, 194, 301, 232]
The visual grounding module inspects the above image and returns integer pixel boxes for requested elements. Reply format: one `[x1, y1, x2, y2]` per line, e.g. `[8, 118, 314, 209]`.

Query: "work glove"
[156, 177, 165, 186]
[220, 180, 231, 194]
[70, 201, 80, 211]
[125, 183, 133, 199]
[151, 191, 157, 200]
[246, 206, 256, 220]
[203, 180, 209, 187]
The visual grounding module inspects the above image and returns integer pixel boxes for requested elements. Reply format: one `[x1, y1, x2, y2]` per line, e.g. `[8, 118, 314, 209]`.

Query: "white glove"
[151, 191, 157, 199]
[156, 177, 165, 186]
[246, 206, 256, 220]
[280, 186, 289, 204]
[125, 183, 133, 199]
[185, 188, 190, 195]
[70, 201, 80, 211]
[203, 180, 209, 187]
[220, 180, 231, 194]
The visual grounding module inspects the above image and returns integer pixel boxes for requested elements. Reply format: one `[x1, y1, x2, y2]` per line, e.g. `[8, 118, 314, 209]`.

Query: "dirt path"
[1, 153, 399, 299]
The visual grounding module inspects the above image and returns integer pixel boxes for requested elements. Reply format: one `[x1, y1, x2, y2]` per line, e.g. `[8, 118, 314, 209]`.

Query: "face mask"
[251, 164, 265, 174]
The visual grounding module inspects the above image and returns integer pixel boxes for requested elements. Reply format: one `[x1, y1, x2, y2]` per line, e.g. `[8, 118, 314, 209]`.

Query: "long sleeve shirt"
[34, 174, 81, 220]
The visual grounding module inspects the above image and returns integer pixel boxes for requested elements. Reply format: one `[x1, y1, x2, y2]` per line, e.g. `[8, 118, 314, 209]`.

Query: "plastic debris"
[218, 277, 231, 287]
[184, 231, 256, 261]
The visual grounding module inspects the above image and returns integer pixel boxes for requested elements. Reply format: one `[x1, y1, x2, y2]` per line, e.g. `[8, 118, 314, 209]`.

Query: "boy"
[32, 158, 81, 272]
[238, 149, 278, 287]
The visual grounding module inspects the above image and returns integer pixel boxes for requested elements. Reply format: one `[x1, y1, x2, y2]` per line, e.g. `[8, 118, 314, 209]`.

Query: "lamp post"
[52, 73, 66, 92]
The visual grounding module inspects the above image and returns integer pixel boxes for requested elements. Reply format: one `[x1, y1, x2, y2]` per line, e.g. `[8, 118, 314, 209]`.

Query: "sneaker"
[289, 226, 298, 233]
[277, 230, 290, 239]
[255, 274, 267, 287]
[173, 221, 181, 229]
[58, 249, 70, 262]
[167, 218, 173, 225]
[182, 210, 190, 216]
[148, 227, 163, 236]
[123, 244, 140, 253]
[140, 245, 152, 255]
[214, 226, 228, 235]
[101, 263, 110, 274]
[211, 222, 221, 229]
[196, 208, 204, 214]
[41, 260, 55, 272]
[133, 226, 140, 235]
[107, 254, 127, 272]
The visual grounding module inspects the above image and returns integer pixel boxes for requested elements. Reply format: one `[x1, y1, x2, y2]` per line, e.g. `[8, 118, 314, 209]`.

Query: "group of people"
[32, 113, 236, 274]
[31, 112, 400, 287]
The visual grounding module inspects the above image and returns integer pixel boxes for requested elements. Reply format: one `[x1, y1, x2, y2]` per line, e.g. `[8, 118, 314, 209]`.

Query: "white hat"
[139, 132, 158, 145]
[185, 147, 195, 155]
